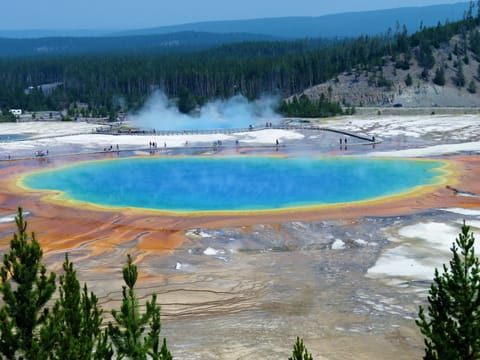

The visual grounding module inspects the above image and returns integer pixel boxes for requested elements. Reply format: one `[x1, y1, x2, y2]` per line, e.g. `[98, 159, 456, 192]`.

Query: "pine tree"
[288, 337, 313, 360]
[40, 253, 112, 359]
[108, 254, 172, 360]
[433, 67, 445, 86]
[0, 207, 56, 359]
[421, 68, 430, 81]
[405, 73, 413, 86]
[416, 222, 480, 359]
[455, 61, 466, 87]
[177, 86, 196, 114]
[468, 80, 477, 94]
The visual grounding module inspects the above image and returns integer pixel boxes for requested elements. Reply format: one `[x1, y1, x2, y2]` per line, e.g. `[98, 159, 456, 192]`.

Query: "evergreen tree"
[416, 40, 436, 69]
[467, 80, 477, 93]
[421, 68, 430, 81]
[289, 337, 313, 360]
[416, 222, 480, 359]
[0, 109, 16, 123]
[40, 253, 112, 360]
[433, 67, 445, 86]
[405, 73, 413, 86]
[455, 61, 466, 87]
[0, 207, 56, 359]
[108, 254, 172, 360]
[177, 86, 196, 114]
[279, 94, 344, 118]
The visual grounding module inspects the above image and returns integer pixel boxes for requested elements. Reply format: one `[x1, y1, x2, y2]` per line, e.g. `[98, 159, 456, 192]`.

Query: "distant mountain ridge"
[0, 2, 472, 58]
[0, 2, 470, 40]
[112, 2, 471, 39]
[0, 29, 111, 39]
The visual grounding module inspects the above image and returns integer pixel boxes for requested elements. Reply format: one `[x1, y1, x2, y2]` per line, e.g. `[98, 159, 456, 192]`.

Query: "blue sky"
[2, 0, 465, 30]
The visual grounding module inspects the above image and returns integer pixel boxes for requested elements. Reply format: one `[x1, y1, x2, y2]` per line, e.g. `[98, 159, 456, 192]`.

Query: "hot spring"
[21, 156, 446, 213]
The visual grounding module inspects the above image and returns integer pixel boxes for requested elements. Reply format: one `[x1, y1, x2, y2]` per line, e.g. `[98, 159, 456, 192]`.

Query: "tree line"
[0, 36, 382, 117]
[0, 6, 480, 118]
[278, 93, 353, 118]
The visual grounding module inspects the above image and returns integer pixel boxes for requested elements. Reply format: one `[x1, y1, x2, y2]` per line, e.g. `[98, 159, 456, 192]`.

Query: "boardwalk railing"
[95, 125, 376, 142]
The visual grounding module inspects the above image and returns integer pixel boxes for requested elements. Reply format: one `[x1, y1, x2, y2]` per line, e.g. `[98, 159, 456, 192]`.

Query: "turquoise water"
[0, 134, 30, 142]
[22, 157, 444, 212]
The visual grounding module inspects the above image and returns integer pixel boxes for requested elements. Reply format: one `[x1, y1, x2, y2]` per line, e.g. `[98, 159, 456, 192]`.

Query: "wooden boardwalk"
[95, 125, 376, 143]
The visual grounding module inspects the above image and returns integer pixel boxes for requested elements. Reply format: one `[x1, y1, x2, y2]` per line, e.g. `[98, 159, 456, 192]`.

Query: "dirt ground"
[0, 117, 479, 359]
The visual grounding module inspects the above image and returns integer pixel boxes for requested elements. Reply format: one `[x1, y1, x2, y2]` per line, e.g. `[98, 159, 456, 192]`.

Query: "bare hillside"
[300, 30, 480, 108]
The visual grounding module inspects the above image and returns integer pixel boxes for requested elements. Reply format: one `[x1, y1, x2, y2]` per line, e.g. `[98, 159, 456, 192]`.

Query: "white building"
[9, 109, 22, 116]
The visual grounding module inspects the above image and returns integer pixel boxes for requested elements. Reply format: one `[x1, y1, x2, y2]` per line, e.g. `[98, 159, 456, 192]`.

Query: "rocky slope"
[300, 31, 480, 108]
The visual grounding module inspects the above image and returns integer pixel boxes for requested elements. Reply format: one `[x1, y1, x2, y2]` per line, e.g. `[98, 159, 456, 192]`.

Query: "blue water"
[22, 157, 444, 212]
[0, 134, 30, 142]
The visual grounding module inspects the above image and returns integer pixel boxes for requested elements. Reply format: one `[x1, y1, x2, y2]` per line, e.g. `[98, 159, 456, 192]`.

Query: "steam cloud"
[129, 91, 281, 131]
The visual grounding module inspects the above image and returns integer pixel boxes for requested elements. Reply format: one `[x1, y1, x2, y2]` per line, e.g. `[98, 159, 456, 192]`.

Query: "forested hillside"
[0, 37, 384, 115]
[299, 3, 480, 109]
[0, 32, 278, 57]
[1, 1, 480, 119]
